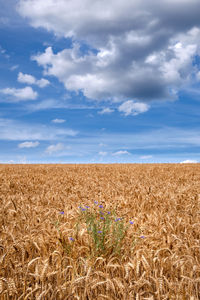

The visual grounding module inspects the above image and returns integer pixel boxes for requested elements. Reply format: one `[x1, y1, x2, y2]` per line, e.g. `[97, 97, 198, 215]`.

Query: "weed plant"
[75, 202, 133, 257]
[54, 202, 134, 257]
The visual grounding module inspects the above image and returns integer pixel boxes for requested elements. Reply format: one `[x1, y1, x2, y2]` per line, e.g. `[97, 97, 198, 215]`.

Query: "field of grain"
[0, 164, 199, 299]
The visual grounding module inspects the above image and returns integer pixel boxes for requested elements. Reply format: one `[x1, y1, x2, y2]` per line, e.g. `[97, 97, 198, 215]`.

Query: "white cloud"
[0, 45, 9, 59]
[98, 108, 114, 115]
[26, 99, 96, 112]
[10, 65, 19, 71]
[118, 100, 149, 116]
[1, 86, 37, 101]
[18, 0, 200, 105]
[18, 141, 39, 148]
[18, 156, 28, 164]
[112, 150, 130, 156]
[7, 160, 15, 164]
[27, 99, 62, 111]
[196, 71, 200, 81]
[159, 42, 197, 84]
[180, 159, 198, 163]
[46, 143, 64, 154]
[140, 155, 153, 159]
[17, 72, 50, 88]
[0, 118, 77, 141]
[98, 151, 107, 156]
[18, 72, 35, 84]
[37, 78, 50, 88]
[18, 0, 200, 45]
[52, 118, 66, 123]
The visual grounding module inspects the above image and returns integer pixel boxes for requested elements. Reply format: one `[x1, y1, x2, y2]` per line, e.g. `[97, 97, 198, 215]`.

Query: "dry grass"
[0, 163, 199, 299]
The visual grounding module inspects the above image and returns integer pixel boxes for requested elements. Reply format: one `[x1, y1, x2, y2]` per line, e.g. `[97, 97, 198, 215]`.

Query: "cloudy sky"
[0, 0, 200, 163]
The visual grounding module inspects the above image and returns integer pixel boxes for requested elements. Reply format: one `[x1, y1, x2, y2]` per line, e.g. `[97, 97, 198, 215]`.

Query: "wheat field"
[0, 164, 199, 299]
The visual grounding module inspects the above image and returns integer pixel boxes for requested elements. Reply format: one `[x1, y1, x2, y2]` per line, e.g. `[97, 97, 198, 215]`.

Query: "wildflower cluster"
[76, 202, 135, 256]
[53, 206, 145, 257]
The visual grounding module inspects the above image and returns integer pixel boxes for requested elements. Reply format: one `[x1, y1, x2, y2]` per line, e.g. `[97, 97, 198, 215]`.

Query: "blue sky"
[0, 0, 200, 163]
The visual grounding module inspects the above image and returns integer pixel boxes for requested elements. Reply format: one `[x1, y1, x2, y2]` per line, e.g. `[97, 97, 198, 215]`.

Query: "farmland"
[0, 164, 199, 299]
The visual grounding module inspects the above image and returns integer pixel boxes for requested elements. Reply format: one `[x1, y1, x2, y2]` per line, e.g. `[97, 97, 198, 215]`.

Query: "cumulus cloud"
[18, 141, 39, 148]
[52, 118, 66, 123]
[18, 72, 50, 88]
[37, 78, 50, 88]
[18, 72, 35, 84]
[118, 100, 149, 116]
[18, 0, 200, 107]
[98, 108, 114, 115]
[18, 0, 200, 44]
[180, 159, 198, 163]
[46, 143, 64, 154]
[1, 86, 37, 100]
[112, 150, 130, 156]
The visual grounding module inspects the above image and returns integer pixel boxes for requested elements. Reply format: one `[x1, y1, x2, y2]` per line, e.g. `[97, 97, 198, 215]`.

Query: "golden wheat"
[0, 163, 199, 299]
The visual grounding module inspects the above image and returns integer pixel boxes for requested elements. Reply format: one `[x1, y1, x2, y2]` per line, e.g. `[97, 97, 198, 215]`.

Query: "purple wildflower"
[69, 237, 74, 242]
[81, 208, 86, 211]
[140, 235, 145, 239]
[107, 211, 111, 215]
[59, 211, 64, 215]
[129, 221, 134, 224]
[115, 218, 121, 222]
[100, 217, 105, 220]
[94, 201, 98, 205]
[98, 231, 102, 234]
[85, 205, 90, 208]
[99, 204, 103, 208]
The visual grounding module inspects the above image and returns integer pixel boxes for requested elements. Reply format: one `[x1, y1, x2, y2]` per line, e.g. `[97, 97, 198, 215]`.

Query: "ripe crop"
[0, 164, 199, 299]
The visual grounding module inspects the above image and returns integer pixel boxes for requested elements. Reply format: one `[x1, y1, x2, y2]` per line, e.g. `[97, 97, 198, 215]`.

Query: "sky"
[0, 0, 200, 164]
